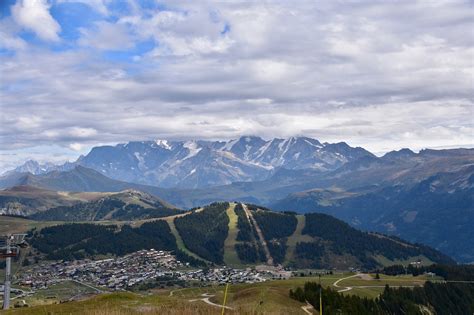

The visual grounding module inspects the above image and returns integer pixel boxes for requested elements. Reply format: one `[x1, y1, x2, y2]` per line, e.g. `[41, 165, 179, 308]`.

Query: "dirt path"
[129, 208, 204, 228]
[189, 293, 234, 310]
[332, 273, 360, 292]
[169, 288, 187, 297]
[333, 273, 417, 293]
[301, 301, 314, 314]
[223, 203, 241, 266]
[242, 203, 273, 265]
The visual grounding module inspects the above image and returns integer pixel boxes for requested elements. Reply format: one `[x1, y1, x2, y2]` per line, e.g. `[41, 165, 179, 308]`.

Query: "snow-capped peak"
[15, 136, 373, 189]
[155, 139, 172, 150]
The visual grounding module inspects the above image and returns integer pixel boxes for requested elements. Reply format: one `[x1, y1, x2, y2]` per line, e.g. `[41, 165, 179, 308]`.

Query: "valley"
[1, 139, 472, 264]
[0, 138, 472, 313]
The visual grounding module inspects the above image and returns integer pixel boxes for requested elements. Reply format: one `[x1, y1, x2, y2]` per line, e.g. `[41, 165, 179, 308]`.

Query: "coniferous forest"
[174, 202, 229, 264]
[30, 221, 177, 260]
[290, 281, 474, 315]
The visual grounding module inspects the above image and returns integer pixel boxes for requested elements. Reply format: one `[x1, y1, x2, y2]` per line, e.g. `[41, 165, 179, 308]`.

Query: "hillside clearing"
[284, 215, 313, 264]
[164, 216, 209, 264]
[223, 203, 242, 266]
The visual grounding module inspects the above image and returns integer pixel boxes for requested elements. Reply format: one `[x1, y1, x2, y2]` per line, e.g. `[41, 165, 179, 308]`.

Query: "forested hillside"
[299, 213, 454, 269]
[253, 210, 297, 264]
[174, 202, 229, 264]
[234, 203, 266, 263]
[30, 221, 177, 260]
[27, 203, 455, 269]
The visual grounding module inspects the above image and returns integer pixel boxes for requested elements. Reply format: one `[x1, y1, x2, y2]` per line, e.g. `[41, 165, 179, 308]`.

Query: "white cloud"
[68, 143, 84, 151]
[252, 59, 293, 82]
[68, 127, 98, 138]
[78, 21, 134, 51]
[0, 0, 473, 169]
[0, 18, 28, 51]
[11, 0, 61, 42]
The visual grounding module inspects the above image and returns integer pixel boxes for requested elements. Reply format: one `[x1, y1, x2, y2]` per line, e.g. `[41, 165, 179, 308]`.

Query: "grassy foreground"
[3, 273, 433, 315]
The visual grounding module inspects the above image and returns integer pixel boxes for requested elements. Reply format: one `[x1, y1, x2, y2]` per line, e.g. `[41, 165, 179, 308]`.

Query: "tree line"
[381, 264, 474, 281]
[290, 280, 474, 314]
[30, 221, 177, 260]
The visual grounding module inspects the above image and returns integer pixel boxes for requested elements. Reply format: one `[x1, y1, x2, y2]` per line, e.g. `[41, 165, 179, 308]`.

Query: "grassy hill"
[0, 185, 108, 216]
[30, 189, 179, 221]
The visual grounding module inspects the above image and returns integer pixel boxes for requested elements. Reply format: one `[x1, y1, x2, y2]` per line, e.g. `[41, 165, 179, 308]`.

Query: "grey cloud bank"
[0, 0, 472, 172]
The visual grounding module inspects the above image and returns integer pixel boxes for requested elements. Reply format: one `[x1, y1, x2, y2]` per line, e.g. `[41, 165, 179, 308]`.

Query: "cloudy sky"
[0, 0, 473, 172]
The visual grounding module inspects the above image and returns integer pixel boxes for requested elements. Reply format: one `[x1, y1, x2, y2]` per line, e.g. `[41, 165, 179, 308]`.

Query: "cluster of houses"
[179, 267, 267, 284]
[17, 249, 292, 293]
[18, 249, 185, 290]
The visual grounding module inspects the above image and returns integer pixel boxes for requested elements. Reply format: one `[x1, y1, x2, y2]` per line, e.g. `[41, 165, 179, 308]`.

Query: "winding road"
[332, 274, 361, 292]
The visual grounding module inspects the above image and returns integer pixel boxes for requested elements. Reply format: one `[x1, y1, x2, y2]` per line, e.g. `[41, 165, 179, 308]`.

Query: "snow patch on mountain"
[155, 139, 172, 150]
[9, 136, 375, 189]
[182, 141, 202, 160]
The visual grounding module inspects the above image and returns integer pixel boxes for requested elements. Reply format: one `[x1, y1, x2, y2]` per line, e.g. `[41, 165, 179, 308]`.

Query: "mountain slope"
[0, 166, 188, 208]
[0, 185, 107, 216]
[272, 161, 474, 263]
[29, 203, 455, 269]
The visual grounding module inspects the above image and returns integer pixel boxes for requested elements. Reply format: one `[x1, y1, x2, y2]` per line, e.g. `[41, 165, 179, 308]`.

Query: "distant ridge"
[7, 136, 374, 189]
[31, 189, 178, 221]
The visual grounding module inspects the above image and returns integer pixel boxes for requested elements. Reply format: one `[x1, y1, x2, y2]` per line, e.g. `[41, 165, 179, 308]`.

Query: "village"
[16, 249, 288, 293]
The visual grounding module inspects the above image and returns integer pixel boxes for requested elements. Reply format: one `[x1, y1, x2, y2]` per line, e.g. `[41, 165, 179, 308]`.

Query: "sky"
[0, 0, 473, 172]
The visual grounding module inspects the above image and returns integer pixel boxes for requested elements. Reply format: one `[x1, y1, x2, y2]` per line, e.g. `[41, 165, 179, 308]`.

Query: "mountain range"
[6, 136, 373, 189]
[1, 136, 472, 263]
